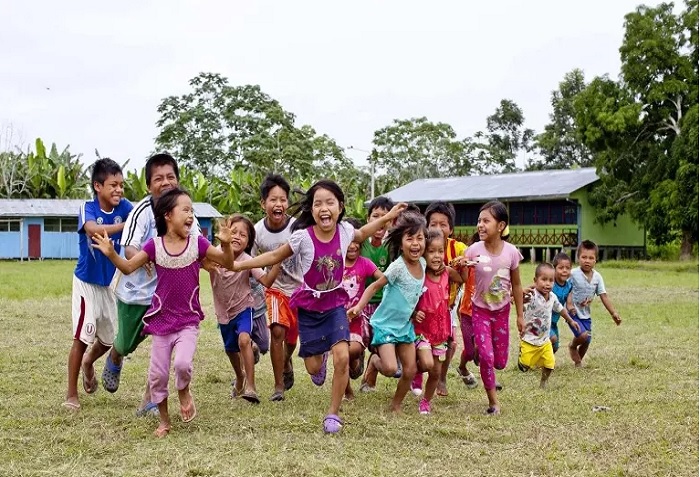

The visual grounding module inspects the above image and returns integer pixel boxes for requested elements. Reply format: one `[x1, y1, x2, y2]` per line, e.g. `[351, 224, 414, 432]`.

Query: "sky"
[1, 0, 662, 171]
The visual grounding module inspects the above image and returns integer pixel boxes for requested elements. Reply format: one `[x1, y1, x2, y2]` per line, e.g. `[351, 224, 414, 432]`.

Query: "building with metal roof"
[0, 199, 222, 260]
[382, 168, 645, 260]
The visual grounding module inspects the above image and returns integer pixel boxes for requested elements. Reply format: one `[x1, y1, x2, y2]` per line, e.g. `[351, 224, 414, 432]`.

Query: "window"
[44, 217, 79, 232]
[0, 219, 20, 232]
[508, 200, 578, 225]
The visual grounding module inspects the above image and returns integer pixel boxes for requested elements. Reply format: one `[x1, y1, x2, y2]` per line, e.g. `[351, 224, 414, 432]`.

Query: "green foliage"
[474, 99, 535, 173]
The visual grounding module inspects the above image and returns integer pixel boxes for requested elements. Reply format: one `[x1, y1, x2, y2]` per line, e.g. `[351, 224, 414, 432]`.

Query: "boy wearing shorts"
[63, 159, 133, 411]
[518, 263, 578, 388]
[568, 240, 622, 367]
[252, 174, 303, 401]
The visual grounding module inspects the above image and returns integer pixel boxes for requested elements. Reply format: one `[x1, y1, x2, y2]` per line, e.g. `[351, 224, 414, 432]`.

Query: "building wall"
[42, 232, 79, 259]
[0, 232, 21, 258]
[570, 189, 645, 247]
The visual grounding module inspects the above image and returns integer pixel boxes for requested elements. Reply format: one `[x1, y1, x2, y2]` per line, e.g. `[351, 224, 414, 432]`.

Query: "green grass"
[0, 261, 697, 476]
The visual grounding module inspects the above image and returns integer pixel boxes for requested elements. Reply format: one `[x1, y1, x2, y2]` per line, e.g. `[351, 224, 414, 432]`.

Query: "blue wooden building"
[0, 199, 222, 260]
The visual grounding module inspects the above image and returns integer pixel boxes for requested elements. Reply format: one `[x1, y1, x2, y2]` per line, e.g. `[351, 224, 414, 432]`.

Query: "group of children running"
[66, 156, 622, 437]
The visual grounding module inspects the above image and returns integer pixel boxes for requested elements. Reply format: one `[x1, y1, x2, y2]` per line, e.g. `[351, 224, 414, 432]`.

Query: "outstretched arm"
[91, 230, 150, 274]
[347, 274, 387, 318]
[234, 244, 293, 272]
[83, 221, 125, 238]
[600, 293, 621, 325]
[353, 202, 407, 243]
[256, 263, 282, 288]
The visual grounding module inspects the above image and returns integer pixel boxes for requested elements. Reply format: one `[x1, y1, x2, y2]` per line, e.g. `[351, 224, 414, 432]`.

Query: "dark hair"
[577, 240, 599, 258]
[260, 173, 290, 201]
[425, 201, 456, 232]
[425, 228, 444, 249]
[290, 180, 345, 232]
[385, 211, 428, 261]
[535, 262, 555, 278]
[145, 153, 179, 187]
[552, 252, 572, 268]
[228, 213, 256, 254]
[91, 158, 123, 194]
[344, 217, 363, 229]
[154, 187, 190, 236]
[479, 200, 509, 239]
[367, 196, 394, 217]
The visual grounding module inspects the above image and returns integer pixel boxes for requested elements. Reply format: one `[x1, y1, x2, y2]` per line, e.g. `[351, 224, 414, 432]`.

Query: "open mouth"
[272, 208, 284, 220]
[319, 214, 332, 227]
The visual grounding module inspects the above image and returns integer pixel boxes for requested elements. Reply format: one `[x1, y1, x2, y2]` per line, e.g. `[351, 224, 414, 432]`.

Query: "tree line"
[0, 1, 696, 257]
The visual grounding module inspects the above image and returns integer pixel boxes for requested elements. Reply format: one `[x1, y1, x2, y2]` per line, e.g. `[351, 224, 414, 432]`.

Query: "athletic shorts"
[518, 340, 555, 370]
[252, 311, 269, 354]
[265, 288, 299, 346]
[415, 335, 449, 361]
[71, 275, 116, 346]
[220, 308, 254, 353]
[112, 300, 149, 356]
[569, 316, 592, 343]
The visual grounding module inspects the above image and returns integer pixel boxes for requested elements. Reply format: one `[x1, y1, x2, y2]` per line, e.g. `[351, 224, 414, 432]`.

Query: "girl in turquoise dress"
[348, 211, 427, 413]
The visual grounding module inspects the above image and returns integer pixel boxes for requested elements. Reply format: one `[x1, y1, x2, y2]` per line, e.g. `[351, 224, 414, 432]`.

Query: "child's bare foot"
[436, 380, 448, 396]
[179, 391, 197, 423]
[568, 343, 581, 366]
[344, 391, 355, 401]
[574, 362, 583, 368]
[81, 359, 98, 394]
[154, 423, 171, 438]
[389, 403, 403, 414]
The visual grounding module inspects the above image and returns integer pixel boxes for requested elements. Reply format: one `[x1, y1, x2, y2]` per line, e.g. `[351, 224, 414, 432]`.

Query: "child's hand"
[611, 312, 622, 326]
[387, 202, 408, 221]
[414, 310, 425, 323]
[201, 257, 220, 274]
[569, 319, 581, 333]
[347, 306, 361, 320]
[516, 315, 525, 337]
[522, 285, 535, 303]
[216, 222, 233, 245]
[91, 230, 115, 257]
[143, 261, 154, 278]
[433, 263, 446, 275]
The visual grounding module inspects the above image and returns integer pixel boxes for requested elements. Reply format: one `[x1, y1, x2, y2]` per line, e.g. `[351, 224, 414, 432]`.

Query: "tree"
[474, 99, 535, 173]
[574, 0, 699, 258]
[528, 69, 593, 170]
[371, 117, 473, 191]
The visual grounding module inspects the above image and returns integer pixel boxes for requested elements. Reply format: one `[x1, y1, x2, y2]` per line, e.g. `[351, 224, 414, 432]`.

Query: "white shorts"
[72, 275, 117, 346]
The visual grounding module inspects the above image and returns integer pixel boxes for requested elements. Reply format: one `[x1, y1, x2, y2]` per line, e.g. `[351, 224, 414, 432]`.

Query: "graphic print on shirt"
[314, 250, 342, 291]
[484, 268, 510, 305]
[342, 274, 360, 302]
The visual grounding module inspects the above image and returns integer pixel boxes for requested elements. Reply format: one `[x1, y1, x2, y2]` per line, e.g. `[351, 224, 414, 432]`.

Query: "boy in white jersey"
[64, 159, 133, 411]
[104, 154, 200, 415]
[567, 240, 621, 367]
[252, 174, 303, 401]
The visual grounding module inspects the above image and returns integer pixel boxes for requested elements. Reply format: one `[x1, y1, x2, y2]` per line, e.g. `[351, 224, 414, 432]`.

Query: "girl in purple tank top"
[233, 180, 406, 434]
[93, 188, 234, 438]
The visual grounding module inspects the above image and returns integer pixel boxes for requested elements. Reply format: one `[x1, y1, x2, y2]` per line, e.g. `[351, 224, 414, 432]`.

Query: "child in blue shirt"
[63, 159, 133, 411]
[550, 252, 574, 353]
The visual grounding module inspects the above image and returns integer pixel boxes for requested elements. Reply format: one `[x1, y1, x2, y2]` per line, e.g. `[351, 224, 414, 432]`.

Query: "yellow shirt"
[445, 238, 467, 307]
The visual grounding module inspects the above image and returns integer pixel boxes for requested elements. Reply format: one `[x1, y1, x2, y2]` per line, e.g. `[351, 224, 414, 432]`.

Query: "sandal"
[180, 394, 197, 423]
[231, 376, 246, 399]
[136, 402, 160, 417]
[486, 406, 501, 416]
[456, 367, 478, 389]
[241, 390, 261, 404]
[101, 355, 122, 394]
[154, 424, 170, 438]
[311, 352, 328, 386]
[269, 390, 285, 402]
[323, 414, 343, 434]
[82, 363, 99, 394]
[61, 401, 80, 412]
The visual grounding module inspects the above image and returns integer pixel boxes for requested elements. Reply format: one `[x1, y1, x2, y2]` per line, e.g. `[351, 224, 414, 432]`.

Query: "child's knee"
[270, 325, 286, 342]
[238, 333, 251, 348]
[173, 357, 193, 382]
[332, 350, 349, 371]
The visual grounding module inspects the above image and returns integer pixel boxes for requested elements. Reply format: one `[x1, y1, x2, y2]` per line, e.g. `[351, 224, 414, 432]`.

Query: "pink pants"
[460, 314, 475, 362]
[472, 304, 510, 391]
[149, 326, 199, 404]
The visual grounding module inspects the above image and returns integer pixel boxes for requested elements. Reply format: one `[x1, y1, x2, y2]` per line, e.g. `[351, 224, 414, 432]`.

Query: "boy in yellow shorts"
[518, 263, 579, 388]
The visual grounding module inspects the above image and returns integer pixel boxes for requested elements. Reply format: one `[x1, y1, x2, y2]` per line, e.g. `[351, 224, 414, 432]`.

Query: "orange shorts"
[265, 288, 299, 346]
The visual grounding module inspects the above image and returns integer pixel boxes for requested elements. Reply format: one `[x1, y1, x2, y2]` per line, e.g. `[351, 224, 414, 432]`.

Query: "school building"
[384, 168, 645, 261]
[0, 199, 222, 260]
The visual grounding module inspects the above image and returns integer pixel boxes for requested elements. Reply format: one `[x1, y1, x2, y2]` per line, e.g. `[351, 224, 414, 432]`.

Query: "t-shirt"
[288, 222, 355, 312]
[522, 290, 564, 346]
[361, 239, 390, 304]
[113, 196, 200, 306]
[74, 197, 133, 286]
[415, 272, 451, 345]
[551, 279, 573, 325]
[252, 217, 303, 297]
[570, 267, 606, 321]
[210, 252, 266, 325]
[466, 241, 523, 311]
[445, 238, 468, 307]
[370, 256, 426, 341]
[342, 256, 378, 336]
[141, 235, 210, 335]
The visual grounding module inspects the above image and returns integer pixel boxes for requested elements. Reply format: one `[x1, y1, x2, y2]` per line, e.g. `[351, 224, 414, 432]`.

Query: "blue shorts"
[568, 315, 592, 343]
[252, 311, 269, 354]
[297, 306, 349, 358]
[220, 308, 254, 353]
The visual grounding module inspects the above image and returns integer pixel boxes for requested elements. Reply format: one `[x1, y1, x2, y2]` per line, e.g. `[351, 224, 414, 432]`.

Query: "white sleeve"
[191, 215, 202, 237]
[120, 201, 148, 248]
[339, 221, 356, 256]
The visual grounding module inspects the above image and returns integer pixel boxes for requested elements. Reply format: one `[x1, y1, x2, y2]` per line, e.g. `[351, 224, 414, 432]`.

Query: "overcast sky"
[1, 0, 660, 171]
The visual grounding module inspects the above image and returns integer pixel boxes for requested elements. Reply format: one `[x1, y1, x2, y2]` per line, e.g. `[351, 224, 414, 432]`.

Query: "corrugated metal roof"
[0, 199, 222, 218]
[384, 167, 598, 203]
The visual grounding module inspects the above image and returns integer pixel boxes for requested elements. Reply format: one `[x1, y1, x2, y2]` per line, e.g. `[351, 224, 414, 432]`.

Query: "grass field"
[0, 260, 697, 477]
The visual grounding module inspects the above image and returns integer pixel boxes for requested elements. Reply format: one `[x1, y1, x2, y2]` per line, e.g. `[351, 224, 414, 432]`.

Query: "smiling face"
[428, 212, 452, 244]
[148, 164, 179, 200]
[166, 194, 195, 238]
[94, 173, 124, 209]
[401, 229, 426, 264]
[261, 185, 289, 230]
[368, 207, 389, 241]
[312, 187, 343, 233]
[424, 236, 445, 273]
[229, 220, 251, 255]
[346, 241, 361, 262]
[477, 209, 505, 242]
[534, 267, 555, 296]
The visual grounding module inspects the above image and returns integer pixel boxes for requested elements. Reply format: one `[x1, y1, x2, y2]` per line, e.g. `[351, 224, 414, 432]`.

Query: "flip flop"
[241, 390, 261, 404]
[456, 367, 478, 389]
[61, 401, 80, 412]
[231, 377, 246, 399]
[82, 364, 98, 394]
[269, 390, 285, 402]
[323, 414, 343, 434]
[180, 394, 197, 423]
[154, 424, 171, 438]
